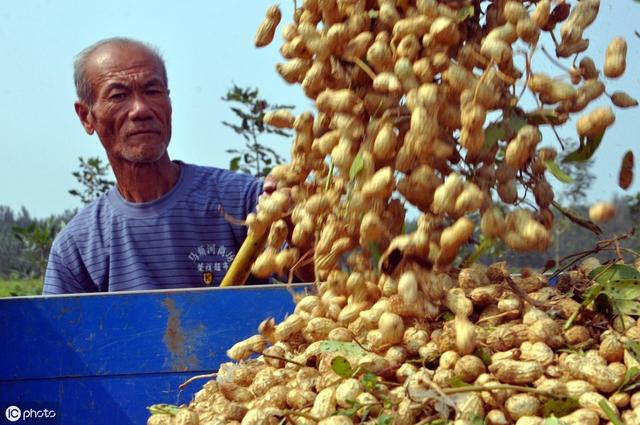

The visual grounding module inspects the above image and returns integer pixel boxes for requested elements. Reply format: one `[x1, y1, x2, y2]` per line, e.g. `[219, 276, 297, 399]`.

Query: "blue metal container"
[0, 284, 308, 425]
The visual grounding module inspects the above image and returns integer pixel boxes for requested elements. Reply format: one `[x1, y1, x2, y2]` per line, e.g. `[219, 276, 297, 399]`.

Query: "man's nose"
[129, 94, 153, 120]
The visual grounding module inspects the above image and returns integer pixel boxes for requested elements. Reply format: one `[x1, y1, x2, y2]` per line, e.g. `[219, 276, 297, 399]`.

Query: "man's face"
[76, 44, 172, 164]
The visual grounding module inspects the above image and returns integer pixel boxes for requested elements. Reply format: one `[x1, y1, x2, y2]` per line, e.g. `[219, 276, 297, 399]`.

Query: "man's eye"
[146, 89, 163, 96]
[109, 93, 126, 101]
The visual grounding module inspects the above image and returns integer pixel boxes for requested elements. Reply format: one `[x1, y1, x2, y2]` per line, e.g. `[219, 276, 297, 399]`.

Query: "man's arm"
[42, 246, 96, 294]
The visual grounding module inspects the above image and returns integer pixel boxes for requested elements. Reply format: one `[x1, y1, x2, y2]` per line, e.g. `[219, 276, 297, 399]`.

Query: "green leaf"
[449, 375, 470, 387]
[349, 151, 365, 181]
[602, 280, 640, 316]
[625, 340, 640, 363]
[368, 242, 381, 272]
[462, 237, 496, 267]
[442, 311, 455, 321]
[331, 356, 354, 378]
[544, 160, 574, 184]
[458, 4, 474, 21]
[467, 413, 487, 425]
[377, 414, 394, 425]
[483, 113, 528, 148]
[543, 397, 579, 418]
[589, 264, 640, 282]
[147, 404, 181, 416]
[324, 162, 335, 191]
[229, 156, 241, 171]
[562, 132, 605, 163]
[361, 372, 379, 392]
[336, 400, 361, 418]
[526, 109, 566, 126]
[474, 347, 492, 366]
[318, 341, 367, 358]
[620, 366, 640, 392]
[483, 121, 506, 149]
[598, 399, 623, 425]
[587, 265, 640, 316]
[542, 417, 566, 425]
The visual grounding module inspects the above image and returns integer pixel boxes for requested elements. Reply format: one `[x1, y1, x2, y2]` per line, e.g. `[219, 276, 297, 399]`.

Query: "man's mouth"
[128, 130, 159, 136]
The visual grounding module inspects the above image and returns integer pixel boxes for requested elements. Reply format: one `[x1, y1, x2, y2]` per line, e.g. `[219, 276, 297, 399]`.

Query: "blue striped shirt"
[43, 163, 262, 294]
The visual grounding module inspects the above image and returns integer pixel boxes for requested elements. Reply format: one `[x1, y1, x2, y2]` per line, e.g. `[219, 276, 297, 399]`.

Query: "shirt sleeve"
[245, 177, 264, 216]
[42, 243, 97, 294]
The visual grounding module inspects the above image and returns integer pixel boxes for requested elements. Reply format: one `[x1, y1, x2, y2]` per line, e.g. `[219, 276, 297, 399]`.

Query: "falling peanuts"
[438, 217, 474, 265]
[150, 1, 640, 424]
[360, 167, 395, 199]
[373, 72, 403, 94]
[341, 31, 373, 61]
[560, 0, 600, 45]
[276, 58, 312, 84]
[429, 16, 459, 45]
[531, 0, 550, 28]
[316, 89, 363, 114]
[604, 37, 627, 78]
[481, 207, 506, 238]
[263, 109, 295, 129]
[576, 106, 615, 139]
[589, 201, 615, 223]
[611, 91, 639, 108]
[255, 5, 282, 48]
[366, 32, 394, 73]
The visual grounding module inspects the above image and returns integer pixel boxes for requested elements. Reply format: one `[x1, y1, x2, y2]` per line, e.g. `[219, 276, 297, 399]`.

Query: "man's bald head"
[74, 37, 168, 105]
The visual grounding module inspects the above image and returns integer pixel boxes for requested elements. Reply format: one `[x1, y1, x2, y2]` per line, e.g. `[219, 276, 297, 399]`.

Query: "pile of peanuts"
[148, 0, 639, 423]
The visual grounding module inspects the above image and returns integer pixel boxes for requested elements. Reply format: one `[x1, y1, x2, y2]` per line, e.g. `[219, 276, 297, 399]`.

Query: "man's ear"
[74, 101, 95, 135]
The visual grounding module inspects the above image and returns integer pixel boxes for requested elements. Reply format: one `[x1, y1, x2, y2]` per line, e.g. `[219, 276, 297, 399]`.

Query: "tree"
[69, 156, 115, 204]
[221, 84, 294, 177]
[13, 219, 61, 280]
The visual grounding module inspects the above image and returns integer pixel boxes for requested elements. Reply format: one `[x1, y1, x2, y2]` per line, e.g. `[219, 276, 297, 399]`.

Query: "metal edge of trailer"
[0, 283, 314, 425]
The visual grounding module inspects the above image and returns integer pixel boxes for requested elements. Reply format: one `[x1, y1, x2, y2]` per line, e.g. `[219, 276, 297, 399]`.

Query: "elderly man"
[43, 38, 270, 294]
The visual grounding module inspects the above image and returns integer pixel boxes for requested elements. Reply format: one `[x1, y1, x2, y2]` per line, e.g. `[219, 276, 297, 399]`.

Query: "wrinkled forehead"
[86, 44, 165, 88]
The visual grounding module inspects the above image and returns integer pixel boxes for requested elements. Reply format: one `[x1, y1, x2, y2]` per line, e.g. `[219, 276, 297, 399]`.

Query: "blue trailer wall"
[0, 285, 307, 425]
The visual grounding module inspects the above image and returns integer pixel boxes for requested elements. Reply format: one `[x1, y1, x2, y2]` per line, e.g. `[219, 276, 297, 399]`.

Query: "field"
[0, 278, 42, 297]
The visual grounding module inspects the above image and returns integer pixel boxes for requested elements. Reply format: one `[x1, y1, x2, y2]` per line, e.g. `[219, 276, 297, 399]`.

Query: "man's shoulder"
[53, 195, 112, 246]
[185, 163, 262, 190]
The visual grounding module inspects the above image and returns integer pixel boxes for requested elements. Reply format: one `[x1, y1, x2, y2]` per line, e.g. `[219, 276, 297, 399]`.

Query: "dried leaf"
[619, 151, 634, 190]
[543, 3, 571, 30]
[552, 201, 602, 235]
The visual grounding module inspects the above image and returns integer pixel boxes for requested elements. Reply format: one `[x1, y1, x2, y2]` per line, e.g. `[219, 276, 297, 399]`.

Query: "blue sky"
[1, 1, 639, 218]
